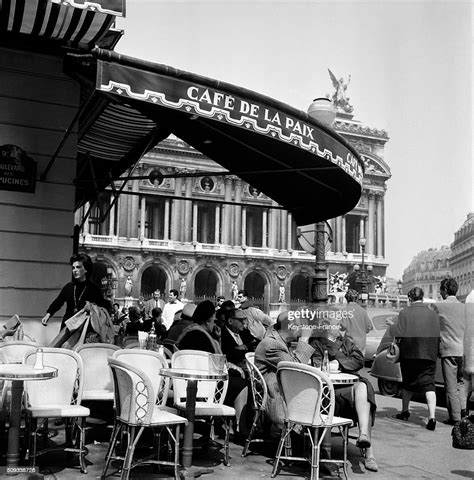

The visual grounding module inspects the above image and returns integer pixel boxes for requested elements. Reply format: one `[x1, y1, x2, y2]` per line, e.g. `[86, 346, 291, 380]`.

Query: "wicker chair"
[113, 349, 174, 411]
[23, 348, 90, 473]
[271, 361, 352, 480]
[171, 350, 235, 466]
[76, 343, 120, 402]
[102, 357, 186, 480]
[241, 352, 268, 457]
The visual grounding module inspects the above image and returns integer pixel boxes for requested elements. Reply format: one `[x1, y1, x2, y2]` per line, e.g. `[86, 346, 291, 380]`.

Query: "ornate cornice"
[335, 121, 389, 141]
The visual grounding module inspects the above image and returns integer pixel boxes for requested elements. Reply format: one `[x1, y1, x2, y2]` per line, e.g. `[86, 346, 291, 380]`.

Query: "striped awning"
[70, 49, 364, 225]
[0, 0, 124, 50]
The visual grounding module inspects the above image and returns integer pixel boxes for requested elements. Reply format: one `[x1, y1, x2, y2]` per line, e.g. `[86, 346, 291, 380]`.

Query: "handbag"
[452, 416, 474, 449]
[386, 341, 400, 363]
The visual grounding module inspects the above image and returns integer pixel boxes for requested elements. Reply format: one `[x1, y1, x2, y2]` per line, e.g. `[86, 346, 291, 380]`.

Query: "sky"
[115, 1, 473, 281]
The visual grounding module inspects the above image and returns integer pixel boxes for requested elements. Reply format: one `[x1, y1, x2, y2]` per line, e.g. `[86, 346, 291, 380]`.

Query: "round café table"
[327, 372, 359, 385]
[0, 364, 57, 471]
[160, 367, 227, 479]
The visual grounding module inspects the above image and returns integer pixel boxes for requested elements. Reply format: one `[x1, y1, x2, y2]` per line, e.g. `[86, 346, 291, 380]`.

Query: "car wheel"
[378, 379, 401, 397]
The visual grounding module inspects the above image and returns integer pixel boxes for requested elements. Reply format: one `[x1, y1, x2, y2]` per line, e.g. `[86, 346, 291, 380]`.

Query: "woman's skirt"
[400, 359, 436, 393]
[334, 376, 376, 426]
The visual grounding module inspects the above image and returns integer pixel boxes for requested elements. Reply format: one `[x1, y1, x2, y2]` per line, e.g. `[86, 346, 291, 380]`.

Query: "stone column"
[164, 199, 170, 240]
[130, 180, 139, 238]
[214, 205, 220, 243]
[108, 198, 115, 236]
[183, 174, 193, 242]
[336, 216, 342, 253]
[359, 216, 365, 243]
[241, 207, 247, 246]
[222, 176, 233, 245]
[153, 203, 160, 238]
[269, 201, 279, 248]
[341, 215, 346, 253]
[376, 195, 383, 257]
[192, 202, 198, 242]
[368, 193, 376, 255]
[381, 196, 385, 257]
[287, 213, 293, 250]
[328, 218, 335, 253]
[262, 209, 268, 247]
[280, 210, 288, 250]
[233, 178, 242, 245]
[139, 196, 146, 239]
[171, 174, 183, 241]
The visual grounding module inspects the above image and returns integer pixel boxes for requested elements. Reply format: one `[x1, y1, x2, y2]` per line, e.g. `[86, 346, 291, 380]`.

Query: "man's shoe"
[356, 433, 371, 448]
[365, 457, 378, 472]
[394, 411, 410, 421]
[426, 418, 436, 430]
[442, 418, 458, 426]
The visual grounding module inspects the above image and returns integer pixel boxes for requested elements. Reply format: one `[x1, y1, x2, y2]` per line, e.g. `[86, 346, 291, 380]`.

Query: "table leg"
[180, 380, 214, 479]
[6, 380, 24, 470]
[182, 379, 197, 469]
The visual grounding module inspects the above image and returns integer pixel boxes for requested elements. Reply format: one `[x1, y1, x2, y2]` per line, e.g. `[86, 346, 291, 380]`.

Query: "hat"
[181, 303, 197, 320]
[231, 309, 247, 321]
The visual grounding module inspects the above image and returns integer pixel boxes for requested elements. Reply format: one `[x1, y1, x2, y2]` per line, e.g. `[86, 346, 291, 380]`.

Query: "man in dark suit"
[221, 308, 255, 368]
[144, 290, 165, 318]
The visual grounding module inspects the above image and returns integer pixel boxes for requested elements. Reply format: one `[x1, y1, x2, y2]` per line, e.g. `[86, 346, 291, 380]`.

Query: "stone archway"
[194, 269, 218, 302]
[291, 274, 311, 304]
[244, 271, 266, 310]
[141, 265, 167, 298]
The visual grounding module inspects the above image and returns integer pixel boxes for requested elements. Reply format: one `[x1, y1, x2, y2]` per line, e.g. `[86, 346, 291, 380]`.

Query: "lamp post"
[357, 237, 369, 303]
[307, 98, 336, 306]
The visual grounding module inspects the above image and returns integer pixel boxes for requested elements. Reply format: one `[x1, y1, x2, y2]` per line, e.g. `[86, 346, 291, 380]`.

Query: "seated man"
[142, 307, 167, 341]
[310, 317, 378, 472]
[254, 310, 314, 431]
[221, 308, 256, 370]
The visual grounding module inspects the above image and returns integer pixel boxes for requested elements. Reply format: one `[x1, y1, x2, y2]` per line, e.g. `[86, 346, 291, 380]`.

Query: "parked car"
[370, 318, 444, 396]
[364, 308, 399, 365]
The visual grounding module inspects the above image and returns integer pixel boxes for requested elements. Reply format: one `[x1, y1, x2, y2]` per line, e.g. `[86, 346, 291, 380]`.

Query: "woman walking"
[391, 287, 440, 430]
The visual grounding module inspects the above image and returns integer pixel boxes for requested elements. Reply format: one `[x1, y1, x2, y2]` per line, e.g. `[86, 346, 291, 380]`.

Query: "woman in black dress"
[390, 287, 440, 430]
[41, 253, 109, 330]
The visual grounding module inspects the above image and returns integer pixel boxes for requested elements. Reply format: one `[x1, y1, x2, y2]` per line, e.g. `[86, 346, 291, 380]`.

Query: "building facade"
[78, 111, 392, 311]
[449, 212, 473, 301]
[401, 246, 452, 300]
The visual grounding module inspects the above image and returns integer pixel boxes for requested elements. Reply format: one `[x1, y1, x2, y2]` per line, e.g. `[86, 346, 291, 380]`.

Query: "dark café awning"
[70, 49, 364, 226]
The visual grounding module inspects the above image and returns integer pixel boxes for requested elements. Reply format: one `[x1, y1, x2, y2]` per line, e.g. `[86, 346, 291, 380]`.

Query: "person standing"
[340, 289, 373, 356]
[437, 278, 466, 424]
[41, 253, 108, 330]
[391, 287, 440, 430]
[144, 290, 165, 318]
[162, 289, 184, 330]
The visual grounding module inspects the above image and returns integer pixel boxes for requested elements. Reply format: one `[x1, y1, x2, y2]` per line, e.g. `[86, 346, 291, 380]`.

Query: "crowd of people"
[31, 253, 474, 475]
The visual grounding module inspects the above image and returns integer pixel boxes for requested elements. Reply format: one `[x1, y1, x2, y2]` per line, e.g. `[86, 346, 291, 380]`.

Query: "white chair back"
[245, 352, 255, 365]
[113, 349, 169, 407]
[76, 343, 120, 398]
[23, 347, 84, 407]
[0, 340, 37, 364]
[171, 350, 228, 405]
[108, 357, 155, 425]
[276, 361, 335, 427]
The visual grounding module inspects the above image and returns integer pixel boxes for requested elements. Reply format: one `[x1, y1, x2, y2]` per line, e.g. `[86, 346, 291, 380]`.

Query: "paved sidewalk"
[2, 393, 472, 479]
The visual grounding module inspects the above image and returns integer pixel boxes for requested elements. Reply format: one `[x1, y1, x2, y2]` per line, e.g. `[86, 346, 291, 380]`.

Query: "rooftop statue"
[327, 68, 354, 114]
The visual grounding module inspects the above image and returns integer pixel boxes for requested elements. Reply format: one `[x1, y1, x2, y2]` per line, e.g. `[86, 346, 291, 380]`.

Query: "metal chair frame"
[102, 357, 186, 480]
[271, 361, 352, 480]
[23, 348, 89, 474]
[241, 352, 269, 457]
